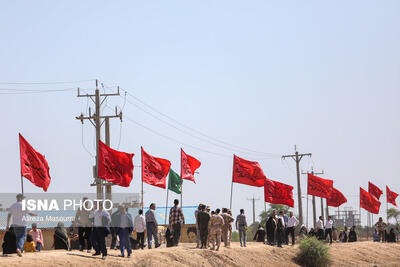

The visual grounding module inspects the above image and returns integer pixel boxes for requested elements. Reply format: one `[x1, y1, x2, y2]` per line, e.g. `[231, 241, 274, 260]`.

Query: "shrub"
[231, 231, 239, 242]
[295, 237, 330, 267]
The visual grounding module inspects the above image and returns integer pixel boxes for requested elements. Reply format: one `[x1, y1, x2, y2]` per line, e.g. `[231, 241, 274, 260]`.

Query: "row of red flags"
[19, 134, 399, 213]
[19, 134, 201, 191]
[231, 154, 398, 212]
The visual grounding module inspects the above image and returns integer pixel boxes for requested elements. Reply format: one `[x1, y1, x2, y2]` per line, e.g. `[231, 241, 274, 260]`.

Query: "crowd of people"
[2, 194, 399, 259]
[263, 211, 358, 246]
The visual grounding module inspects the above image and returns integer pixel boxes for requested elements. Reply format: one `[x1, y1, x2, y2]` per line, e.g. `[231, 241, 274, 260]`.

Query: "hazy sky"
[0, 1, 399, 226]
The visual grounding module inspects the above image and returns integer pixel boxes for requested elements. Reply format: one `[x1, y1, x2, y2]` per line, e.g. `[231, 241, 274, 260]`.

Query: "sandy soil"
[1, 241, 399, 267]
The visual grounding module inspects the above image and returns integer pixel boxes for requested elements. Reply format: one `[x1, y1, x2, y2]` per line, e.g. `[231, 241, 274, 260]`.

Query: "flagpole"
[20, 175, 24, 195]
[165, 188, 169, 225]
[230, 181, 234, 210]
[386, 200, 389, 224]
[181, 181, 183, 207]
[367, 212, 370, 240]
[141, 148, 144, 210]
[180, 150, 183, 207]
[141, 180, 144, 210]
[370, 212, 373, 239]
[19, 137, 24, 195]
[359, 195, 361, 226]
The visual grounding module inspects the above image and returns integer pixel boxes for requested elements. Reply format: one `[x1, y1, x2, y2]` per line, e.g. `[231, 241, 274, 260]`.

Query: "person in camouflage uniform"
[221, 208, 234, 247]
[208, 209, 224, 251]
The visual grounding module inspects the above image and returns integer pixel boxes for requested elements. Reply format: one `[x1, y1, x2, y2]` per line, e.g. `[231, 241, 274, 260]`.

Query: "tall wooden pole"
[76, 80, 122, 200]
[94, 84, 103, 199]
[320, 198, 324, 221]
[105, 117, 112, 201]
[295, 151, 303, 225]
[247, 196, 260, 224]
[325, 199, 329, 220]
[282, 146, 312, 226]
[306, 195, 309, 229]
[312, 196, 316, 227]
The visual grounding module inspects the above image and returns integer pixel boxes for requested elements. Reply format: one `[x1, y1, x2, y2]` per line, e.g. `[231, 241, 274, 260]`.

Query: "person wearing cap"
[6, 194, 37, 254]
[29, 223, 44, 251]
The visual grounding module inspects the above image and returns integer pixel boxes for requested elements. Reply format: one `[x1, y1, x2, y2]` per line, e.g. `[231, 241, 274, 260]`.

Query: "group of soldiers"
[195, 204, 243, 251]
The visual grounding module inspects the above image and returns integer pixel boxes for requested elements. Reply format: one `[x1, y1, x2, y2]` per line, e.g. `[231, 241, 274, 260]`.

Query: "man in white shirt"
[316, 216, 325, 240]
[134, 209, 146, 249]
[286, 211, 299, 245]
[89, 202, 111, 260]
[325, 216, 334, 244]
[6, 194, 37, 254]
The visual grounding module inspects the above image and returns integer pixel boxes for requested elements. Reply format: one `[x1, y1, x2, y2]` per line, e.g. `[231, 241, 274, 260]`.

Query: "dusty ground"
[0, 241, 399, 267]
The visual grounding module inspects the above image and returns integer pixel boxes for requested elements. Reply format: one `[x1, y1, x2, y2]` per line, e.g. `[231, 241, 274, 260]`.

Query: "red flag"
[387, 186, 399, 207]
[368, 181, 383, 200]
[360, 187, 381, 214]
[264, 179, 294, 207]
[19, 134, 51, 192]
[141, 147, 171, 189]
[232, 155, 266, 187]
[307, 174, 333, 198]
[98, 141, 134, 187]
[181, 148, 201, 183]
[327, 187, 347, 207]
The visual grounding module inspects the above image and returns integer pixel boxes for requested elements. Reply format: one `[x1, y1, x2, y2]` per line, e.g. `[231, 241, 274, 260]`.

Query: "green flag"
[168, 169, 182, 194]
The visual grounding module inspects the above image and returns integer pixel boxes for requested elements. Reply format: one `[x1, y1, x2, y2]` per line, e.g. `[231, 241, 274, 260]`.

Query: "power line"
[120, 88, 280, 157]
[0, 87, 78, 94]
[106, 104, 232, 158]
[121, 95, 278, 159]
[0, 79, 95, 85]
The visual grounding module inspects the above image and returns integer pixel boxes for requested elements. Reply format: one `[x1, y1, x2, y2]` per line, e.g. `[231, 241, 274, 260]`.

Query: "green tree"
[387, 208, 400, 225]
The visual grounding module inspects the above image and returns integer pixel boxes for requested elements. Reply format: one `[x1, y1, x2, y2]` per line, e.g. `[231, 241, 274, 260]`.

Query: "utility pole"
[282, 145, 312, 226]
[76, 80, 122, 200]
[302, 168, 324, 228]
[247, 196, 260, 224]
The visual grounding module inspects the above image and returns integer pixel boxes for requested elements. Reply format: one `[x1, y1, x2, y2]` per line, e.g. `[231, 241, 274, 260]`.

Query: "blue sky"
[0, 1, 399, 226]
